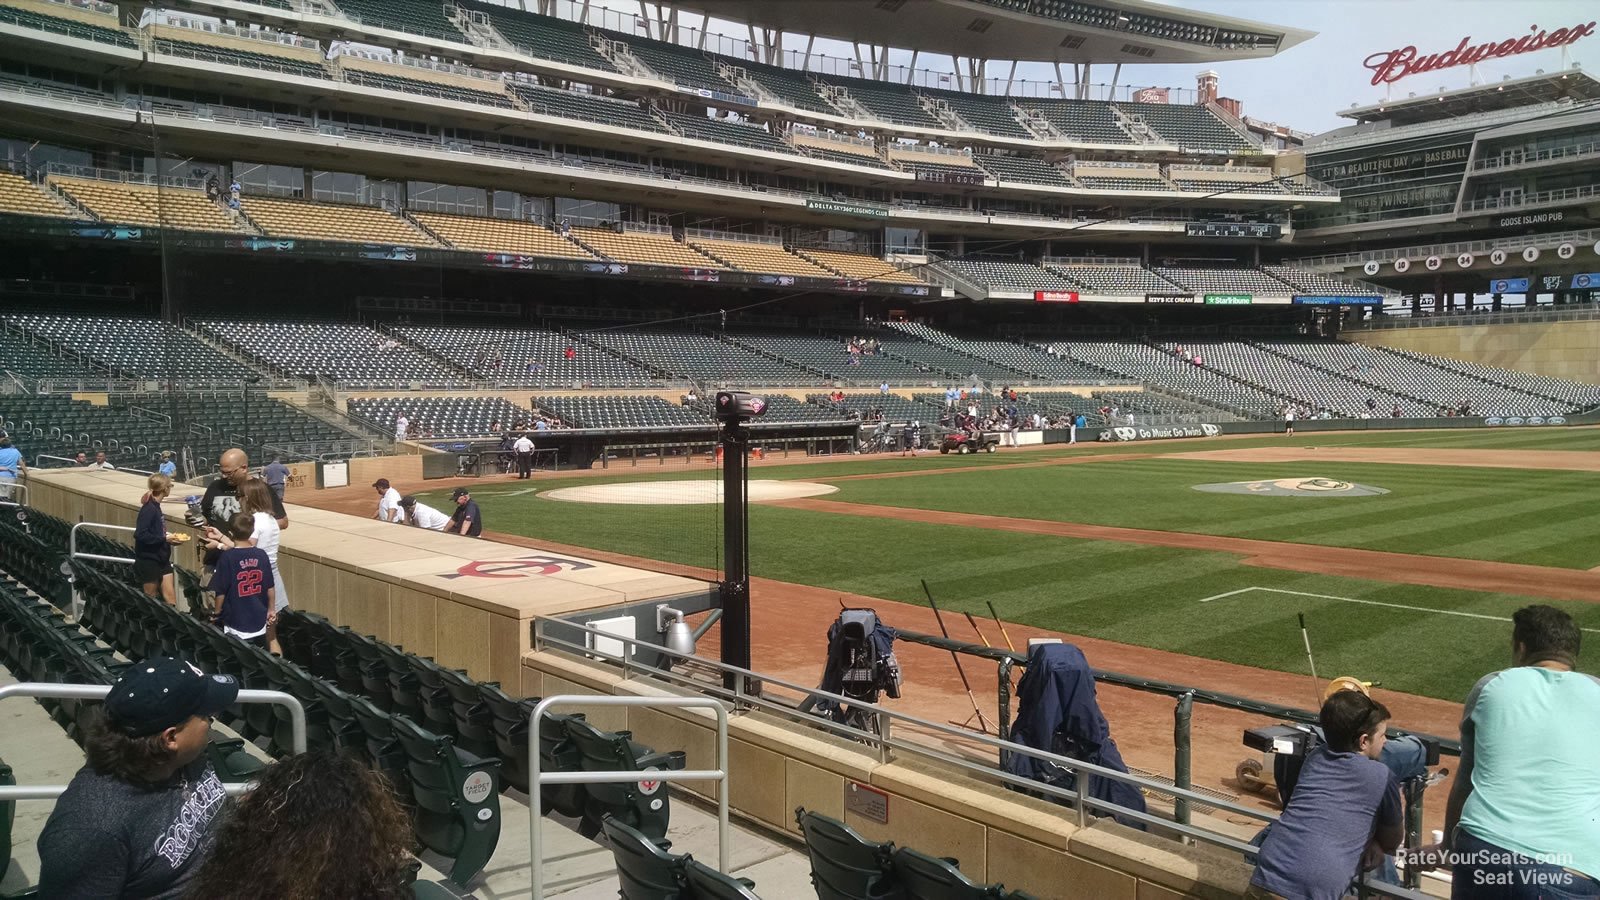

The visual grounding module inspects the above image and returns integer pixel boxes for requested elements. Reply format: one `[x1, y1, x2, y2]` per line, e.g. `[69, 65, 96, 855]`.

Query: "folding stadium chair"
[683, 859, 761, 900]
[563, 715, 685, 841]
[889, 847, 1035, 900]
[795, 807, 897, 900]
[405, 653, 459, 740]
[390, 715, 502, 887]
[441, 668, 496, 760]
[375, 640, 424, 720]
[348, 693, 411, 803]
[601, 814, 689, 900]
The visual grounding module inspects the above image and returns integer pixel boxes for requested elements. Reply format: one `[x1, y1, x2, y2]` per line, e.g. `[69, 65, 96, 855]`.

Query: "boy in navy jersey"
[208, 513, 276, 649]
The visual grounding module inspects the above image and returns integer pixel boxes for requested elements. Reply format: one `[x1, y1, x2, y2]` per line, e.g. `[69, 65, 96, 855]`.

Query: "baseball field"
[415, 426, 1600, 703]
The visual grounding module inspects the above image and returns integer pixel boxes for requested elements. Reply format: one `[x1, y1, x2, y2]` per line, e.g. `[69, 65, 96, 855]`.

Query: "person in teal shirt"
[0, 434, 23, 501]
[158, 450, 177, 479]
[1422, 605, 1600, 898]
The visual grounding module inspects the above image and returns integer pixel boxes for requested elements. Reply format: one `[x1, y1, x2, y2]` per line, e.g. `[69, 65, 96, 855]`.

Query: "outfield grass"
[419, 426, 1600, 701]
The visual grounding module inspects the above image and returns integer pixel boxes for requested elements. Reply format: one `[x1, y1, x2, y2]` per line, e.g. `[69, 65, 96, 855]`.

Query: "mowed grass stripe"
[827, 458, 1600, 568]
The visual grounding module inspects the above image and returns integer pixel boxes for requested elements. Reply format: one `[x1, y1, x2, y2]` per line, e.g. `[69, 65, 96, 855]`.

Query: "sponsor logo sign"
[1144, 293, 1198, 304]
[1034, 290, 1080, 303]
[1497, 211, 1565, 229]
[1098, 424, 1221, 442]
[1294, 295, 1383, 305]
[462, 772, 494, 803]
[441, 555, 597, 580]
[805, 198, 889, 219]
[1204, 294, 1253, 305]
[1363, 23, 1597, 86]
[1490, 278, 1530, 293]
[638, 767, 663, 796]
[1572, 273, 1600, 289]
[1133, 86, 1170, 103]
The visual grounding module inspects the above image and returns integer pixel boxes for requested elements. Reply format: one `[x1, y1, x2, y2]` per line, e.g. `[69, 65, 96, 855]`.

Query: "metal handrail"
[531, 618, 1441, 898]
[0, 482, 28, 508]
[0, 683, 305, 799]
[70, 521, 137, 567]
[528, 695, 729, 899]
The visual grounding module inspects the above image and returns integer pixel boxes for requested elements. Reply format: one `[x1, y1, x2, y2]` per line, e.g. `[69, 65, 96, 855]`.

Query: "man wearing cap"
[399, 495, 451, 531]
[373, 478, 403, 523]
[446, 488, 481, 537]
[37, 658, 238, 898]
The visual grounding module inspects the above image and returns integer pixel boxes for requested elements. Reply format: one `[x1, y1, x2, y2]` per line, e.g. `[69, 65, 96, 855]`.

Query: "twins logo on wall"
[441, 555, 597, 579]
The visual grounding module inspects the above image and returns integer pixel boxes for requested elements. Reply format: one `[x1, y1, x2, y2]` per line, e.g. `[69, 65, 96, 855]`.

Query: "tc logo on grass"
[1193, 477, 1390, 497]
[442, 555, 597, 579]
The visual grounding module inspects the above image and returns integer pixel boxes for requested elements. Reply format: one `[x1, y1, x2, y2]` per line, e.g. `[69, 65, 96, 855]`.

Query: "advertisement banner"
[1098, 424, 1221, 443]
[1489, 277, 1530, 293]
[1294, 295, 1384, 305]
[1572, 273, 1600, 290]
[1133, 87, 1170, 103]
[1034, 290, 1080, 303]
[1145, 293, 1198, 304]
[805, 198, 889, 219]
[1204, 294, 1253, 305]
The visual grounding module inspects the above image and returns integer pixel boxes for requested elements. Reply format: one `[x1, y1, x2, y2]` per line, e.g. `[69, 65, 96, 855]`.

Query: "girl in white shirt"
[240, 478, 288, 651]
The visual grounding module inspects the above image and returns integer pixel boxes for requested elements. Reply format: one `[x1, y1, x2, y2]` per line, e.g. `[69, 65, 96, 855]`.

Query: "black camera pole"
[715, 391, 766, 694]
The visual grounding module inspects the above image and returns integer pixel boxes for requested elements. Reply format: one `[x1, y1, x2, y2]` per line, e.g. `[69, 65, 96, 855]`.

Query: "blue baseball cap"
[105, 658, 239, 737]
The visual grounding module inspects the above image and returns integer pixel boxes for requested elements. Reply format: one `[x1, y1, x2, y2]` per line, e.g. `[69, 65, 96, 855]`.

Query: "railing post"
[1402, 775, 1426, 889]
[1174, 690, 1193, 829]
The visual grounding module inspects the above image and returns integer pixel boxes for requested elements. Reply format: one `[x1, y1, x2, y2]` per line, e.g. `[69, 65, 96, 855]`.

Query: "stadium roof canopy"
[1339, 69, 1600, 125]
[666, 0, 1313, 65]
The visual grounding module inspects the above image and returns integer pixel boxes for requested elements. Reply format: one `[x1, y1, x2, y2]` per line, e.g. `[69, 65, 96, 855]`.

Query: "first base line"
[1198, 586, 1600, 634]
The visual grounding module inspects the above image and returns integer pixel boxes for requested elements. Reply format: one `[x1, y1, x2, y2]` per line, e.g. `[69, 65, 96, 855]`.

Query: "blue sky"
[587, 0, 1597, 134]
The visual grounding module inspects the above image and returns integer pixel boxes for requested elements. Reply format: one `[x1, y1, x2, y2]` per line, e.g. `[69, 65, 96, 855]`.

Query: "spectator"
[157, 450, 177, 479]
[205, 174, 219, 201]
[879, 381, 889, 395]
[1420, 605, 1600, 897]
[184, 750, 415, 900]
[202, 450, 287, 574]
[398, 495, 450, 531]
[89, 451, 115, 470]
[236, 478, 288, 651]
[372, 479, 403, 523]
[1248, 690, 1402, 900]
[75, 451, 88, 466]
[228, 178, 241, 210]
[534, 418, 549, 432]
[263, 456, 289, 500]
[1285, 406, 1296, 437]
[447, 488, 481, 538]
[513, 431, 535, 479]
[0, 433, 24, 501]
[208, 512, 275, 649]
[394, 413, 409, 442]
[1390, 405, 1402, 418]
[134, 473, 184, 607]
[36, 658, 237, 898]
[564, 346, 576, 362]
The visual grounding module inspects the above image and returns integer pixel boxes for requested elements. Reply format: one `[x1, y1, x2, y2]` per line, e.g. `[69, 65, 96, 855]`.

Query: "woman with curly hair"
[186, 750, 415, 899]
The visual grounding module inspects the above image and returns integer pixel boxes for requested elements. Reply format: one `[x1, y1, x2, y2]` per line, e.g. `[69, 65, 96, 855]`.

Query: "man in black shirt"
[447, 487, 482, 538]
[37, 658, 239, 898]
[200, 450, 286, 566]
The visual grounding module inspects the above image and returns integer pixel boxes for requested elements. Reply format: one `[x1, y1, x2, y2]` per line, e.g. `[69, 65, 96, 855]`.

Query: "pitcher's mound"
[542, 479, 838, 505]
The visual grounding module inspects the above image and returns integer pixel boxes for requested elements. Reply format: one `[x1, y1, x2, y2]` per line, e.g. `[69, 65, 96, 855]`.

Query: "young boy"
[1248, 690, 1403, 900]
[208, 512, 276, 649]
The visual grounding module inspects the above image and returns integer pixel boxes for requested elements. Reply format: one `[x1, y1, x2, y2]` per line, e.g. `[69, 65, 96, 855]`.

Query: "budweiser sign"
[1364, 22, 1596, 86]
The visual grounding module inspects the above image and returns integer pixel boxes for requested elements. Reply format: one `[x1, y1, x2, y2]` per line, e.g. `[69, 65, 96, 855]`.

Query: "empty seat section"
[508, 82, 666, 132]
[327, 0, 467, 42]
[737, 59, 832, 113]
[1172, 178, 1284, 194]
[533, 395, 709, 429]
[938, 260, 1076, 292]
[578, 329, 811, 384]
[152, 38, 329, 79]
[1177, 341, 1409, 416]
[791, 135, 894, 170]
[5, 314, 259, 381]
[347, 397, 535, 437]
[1152, 267, 1295, 296]
[1115, 101, 1251, 151]
[883, 322, 1113, 382]
[797, 248, 924, 285]
[394, 325, 657, 388]
[460, 1, 616, 70]
[1016, 99, 1129, 144]
[692, 239, 835, 277]
[616, 38, 731, 94]
[410, 211, 595, 258]
[50, 177, 240, 232]
[923, 88, 1032, 138]
[569, 228, 724, 268]
[197, 320, 464, 387]
[806, 392, 939, 425]
[0, 5, 136, 48]
[725, 330, 930, 382]
[1261, 265, 1378, 296]
[344, 69, 513, 107]
[241, 196, 432, 245]
[974, 154, 1073, 186]
[1048, 264, 1183, 295]
[1051, 339, 1283, 417]
[825, 77, 942, 128]
[657, 110, 796, 155]
[0, 171, 71, 217]
[863, 330, 1031, 383]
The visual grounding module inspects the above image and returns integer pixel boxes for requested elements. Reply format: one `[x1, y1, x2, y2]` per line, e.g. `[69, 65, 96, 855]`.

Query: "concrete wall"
[522, 652, 1255, 900]
[1351, 320, 1600, 385]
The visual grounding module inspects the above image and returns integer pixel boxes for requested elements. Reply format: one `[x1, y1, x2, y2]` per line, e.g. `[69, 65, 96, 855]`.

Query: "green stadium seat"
[795, 807, 897, 900]
[564, 716, 685, 841]
[683, 859, 760, 899]
[602, 814, 688, 900]
[888, 847, 1035, 900]
[389, 715, 502, 887]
